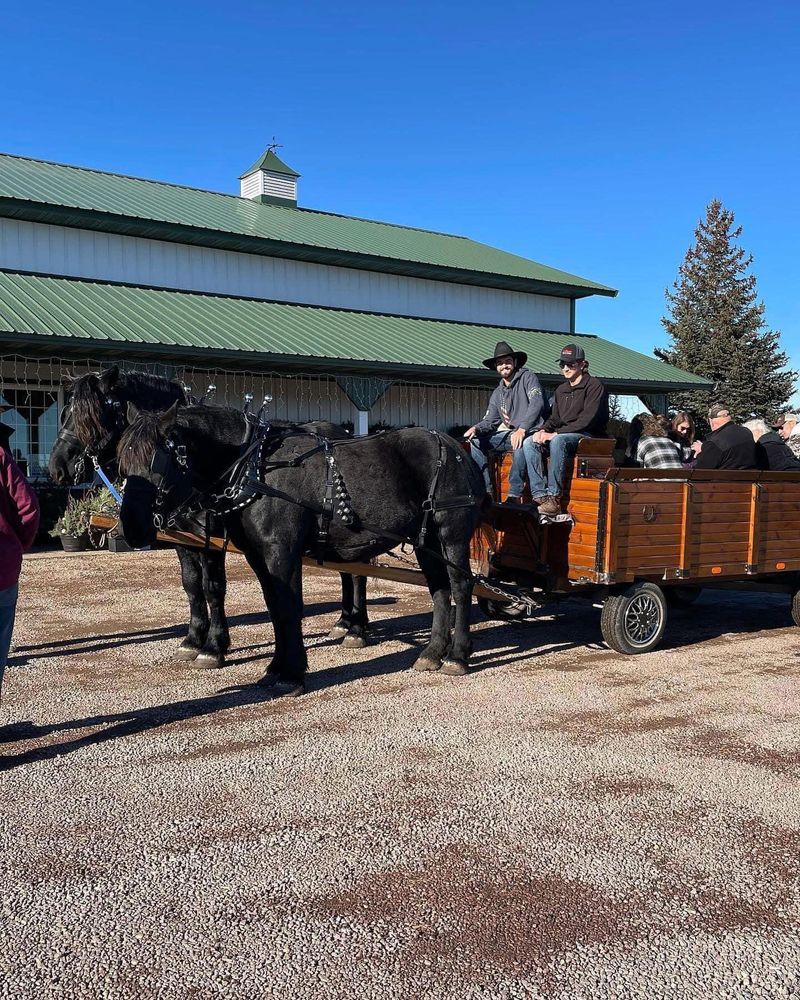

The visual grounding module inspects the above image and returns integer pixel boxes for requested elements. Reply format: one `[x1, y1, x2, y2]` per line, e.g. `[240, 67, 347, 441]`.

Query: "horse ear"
[60, 372, 76, 390]
[98, 366, 120, 393]
[158, 400, 180, 433]
[126, 401, 140, 423]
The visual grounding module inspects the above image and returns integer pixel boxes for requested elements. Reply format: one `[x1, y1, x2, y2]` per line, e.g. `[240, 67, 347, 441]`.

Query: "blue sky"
[6, 0, 799, 381]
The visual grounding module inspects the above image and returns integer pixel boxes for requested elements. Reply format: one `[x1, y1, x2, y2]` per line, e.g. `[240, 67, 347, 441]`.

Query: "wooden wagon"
[91, 437, 800, 655]
[473, 438, 800, 652]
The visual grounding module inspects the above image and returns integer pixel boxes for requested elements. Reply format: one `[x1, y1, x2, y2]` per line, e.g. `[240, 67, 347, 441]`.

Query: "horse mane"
[71, 375, 107, 445]
[70, 369, 185, 445]
[118, 410, 162, 475]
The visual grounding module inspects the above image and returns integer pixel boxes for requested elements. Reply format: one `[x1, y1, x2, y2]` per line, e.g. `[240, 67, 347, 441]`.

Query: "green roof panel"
[0, 153, 617, 298]
[0, 271, 707, 390]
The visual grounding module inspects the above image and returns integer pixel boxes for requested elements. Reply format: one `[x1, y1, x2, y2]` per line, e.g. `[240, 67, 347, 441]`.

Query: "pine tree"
[656, 200, 795, 425]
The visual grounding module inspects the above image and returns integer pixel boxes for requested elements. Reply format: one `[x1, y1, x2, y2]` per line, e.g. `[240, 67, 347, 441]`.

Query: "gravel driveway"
[2, 549, 800, 999]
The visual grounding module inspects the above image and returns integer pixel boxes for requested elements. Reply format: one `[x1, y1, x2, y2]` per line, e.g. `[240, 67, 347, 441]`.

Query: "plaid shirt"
[636, 436, 682, 469]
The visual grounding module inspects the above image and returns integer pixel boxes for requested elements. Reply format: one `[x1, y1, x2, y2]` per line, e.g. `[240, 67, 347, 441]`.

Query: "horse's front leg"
[194, 549, 230, 668]
[439, 534, 474, 676]
[253, 547, 307, 696]
[174, 546, 209, 660]
[328, 572, 354, 639]
[412, 546, 453, 672]
[341, 573, 369, 649]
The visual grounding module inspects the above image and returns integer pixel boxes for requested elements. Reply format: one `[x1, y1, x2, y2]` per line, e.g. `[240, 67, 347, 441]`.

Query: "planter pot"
[60, 533, 90, 552]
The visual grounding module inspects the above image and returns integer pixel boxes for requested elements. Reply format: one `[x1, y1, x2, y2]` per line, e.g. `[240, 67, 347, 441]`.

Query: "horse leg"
[412, 545, 453, 672]
[341, 574, 370, 649]
[175, 546, 209, 660]
[328, 572, 354, 639]
[438, 531, 474, 676]
[253, 548, 307, 696]
[194, 550, 230, 668]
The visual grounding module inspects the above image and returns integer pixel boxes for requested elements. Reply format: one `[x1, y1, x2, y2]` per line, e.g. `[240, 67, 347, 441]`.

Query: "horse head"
[48, 367, 189, 485]
[48, 367, 123, 484]
[118, 401, 187, 547]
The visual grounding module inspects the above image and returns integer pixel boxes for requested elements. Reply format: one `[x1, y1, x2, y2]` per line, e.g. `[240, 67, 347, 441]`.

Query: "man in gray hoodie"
[464, 341, 547, 502]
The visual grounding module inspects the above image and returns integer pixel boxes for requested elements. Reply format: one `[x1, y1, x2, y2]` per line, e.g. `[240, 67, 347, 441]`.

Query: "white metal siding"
[0, 218, 573, 331]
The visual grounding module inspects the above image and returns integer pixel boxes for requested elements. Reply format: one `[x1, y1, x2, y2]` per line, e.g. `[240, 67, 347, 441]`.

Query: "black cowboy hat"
[482, 340, 527, 370]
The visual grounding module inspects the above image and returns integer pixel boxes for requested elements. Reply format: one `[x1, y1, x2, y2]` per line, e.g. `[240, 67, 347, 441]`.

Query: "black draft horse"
[48, 367, 371, 667]
[118, 403, 486, 695]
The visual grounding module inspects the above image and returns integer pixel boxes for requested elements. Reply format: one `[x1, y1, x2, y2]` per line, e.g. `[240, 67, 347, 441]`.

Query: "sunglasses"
[558, 360, 579, 369]
[677, 424, 690, 432]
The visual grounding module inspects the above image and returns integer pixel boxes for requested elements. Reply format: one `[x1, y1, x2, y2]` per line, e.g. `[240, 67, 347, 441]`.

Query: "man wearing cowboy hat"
[464, 341, 547, 501]
[523, 343, 609, 515]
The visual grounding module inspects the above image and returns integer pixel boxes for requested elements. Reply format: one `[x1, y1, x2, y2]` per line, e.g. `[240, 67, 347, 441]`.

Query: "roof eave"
[0, 198, 618, 299]
[0, 330, 711, 392]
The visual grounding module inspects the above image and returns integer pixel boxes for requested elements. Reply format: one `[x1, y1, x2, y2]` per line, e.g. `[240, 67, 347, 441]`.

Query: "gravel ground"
[2, 548, 800, 1000]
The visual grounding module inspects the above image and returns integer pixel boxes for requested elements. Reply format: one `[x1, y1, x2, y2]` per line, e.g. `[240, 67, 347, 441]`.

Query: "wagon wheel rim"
[623, 593, 662, 648]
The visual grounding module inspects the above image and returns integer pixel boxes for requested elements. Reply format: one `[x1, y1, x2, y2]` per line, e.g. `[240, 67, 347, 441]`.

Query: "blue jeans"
[470, 431, 527, 497]
[523, 433, 590, 497]
[0, 583, 19, 696]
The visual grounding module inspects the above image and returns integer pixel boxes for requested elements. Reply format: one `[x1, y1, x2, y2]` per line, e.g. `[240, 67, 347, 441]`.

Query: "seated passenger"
[773, 412, 800, 459]
[523, 344, 609, 515]
[669, 411, 701, 466]
[694, 404, 758, 470]
[743, 418, 800, 471]
[463, 340, 546, 502]
[635, 414, 682, 468]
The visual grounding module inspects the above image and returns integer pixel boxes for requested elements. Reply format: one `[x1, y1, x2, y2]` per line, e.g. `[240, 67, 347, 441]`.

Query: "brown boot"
[539, 495, 561, 516]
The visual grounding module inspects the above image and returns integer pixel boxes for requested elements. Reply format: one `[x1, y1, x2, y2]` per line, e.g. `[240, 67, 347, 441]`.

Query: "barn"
[0, 147, 708, 476]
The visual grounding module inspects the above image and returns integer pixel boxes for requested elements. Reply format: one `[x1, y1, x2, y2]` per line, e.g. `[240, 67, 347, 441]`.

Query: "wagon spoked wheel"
[790, 588, 800, 627]
[601, 582, 667, 654]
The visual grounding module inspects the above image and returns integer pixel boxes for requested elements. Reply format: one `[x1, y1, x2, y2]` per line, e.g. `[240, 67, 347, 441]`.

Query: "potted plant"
[49, 493, 93, 551]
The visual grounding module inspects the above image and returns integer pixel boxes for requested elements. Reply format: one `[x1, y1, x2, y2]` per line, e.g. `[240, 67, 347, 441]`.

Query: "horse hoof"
[413, 656, 442, 672]
[175, 645, 201, 661]
[327, 625, 348, 639]
[195, 651, 226, 669]
[441, 659, 470, 676]
[341, 634, 367, 649]
[257, 674, 305, 697]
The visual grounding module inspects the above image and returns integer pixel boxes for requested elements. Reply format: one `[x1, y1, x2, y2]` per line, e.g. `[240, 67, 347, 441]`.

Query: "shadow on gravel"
[10, 599, 399, 664]
[0, 683, 292, 771]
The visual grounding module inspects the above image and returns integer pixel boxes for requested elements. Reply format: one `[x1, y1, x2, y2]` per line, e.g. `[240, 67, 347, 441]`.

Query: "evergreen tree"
[656, 200, 795, 425]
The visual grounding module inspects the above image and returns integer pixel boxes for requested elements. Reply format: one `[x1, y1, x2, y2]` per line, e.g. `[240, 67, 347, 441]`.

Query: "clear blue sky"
[6, 0, 799, 379]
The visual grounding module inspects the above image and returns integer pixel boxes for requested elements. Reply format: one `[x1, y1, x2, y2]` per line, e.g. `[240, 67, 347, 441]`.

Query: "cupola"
[239, 147, 300, 207]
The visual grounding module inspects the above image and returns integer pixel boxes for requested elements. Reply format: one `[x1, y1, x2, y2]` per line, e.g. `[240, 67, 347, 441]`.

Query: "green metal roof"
[240, 148, 299, 178]
[0, 153, 617, 299]
[0, 271, 707, 390]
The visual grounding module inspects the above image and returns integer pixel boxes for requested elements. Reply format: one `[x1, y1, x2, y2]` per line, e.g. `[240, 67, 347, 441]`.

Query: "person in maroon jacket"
[0, 407, 40, 701]
[522, 343, 609, 515]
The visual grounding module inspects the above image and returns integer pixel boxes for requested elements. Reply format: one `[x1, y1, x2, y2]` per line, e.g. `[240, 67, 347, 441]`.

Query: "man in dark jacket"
[523, 344, 609, 515]
[694, 404, 758, 470]
[743, 418, 800, 471]
[464, 341, 547, 501]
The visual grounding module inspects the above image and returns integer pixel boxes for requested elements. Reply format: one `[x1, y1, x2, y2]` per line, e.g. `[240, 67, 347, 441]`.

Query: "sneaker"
[538, 495, 561, 516]
[531, 496, 547, 505]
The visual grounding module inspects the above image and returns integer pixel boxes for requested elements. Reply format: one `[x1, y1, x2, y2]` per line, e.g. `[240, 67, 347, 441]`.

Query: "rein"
[138, 420, 542, 611]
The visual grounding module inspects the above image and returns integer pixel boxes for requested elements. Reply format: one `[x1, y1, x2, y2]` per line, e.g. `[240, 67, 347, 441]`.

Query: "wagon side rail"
[598, 467, 800, 584]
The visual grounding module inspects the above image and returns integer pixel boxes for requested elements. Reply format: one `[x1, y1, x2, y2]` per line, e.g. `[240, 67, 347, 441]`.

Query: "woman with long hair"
[670, 411, 698, 465]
